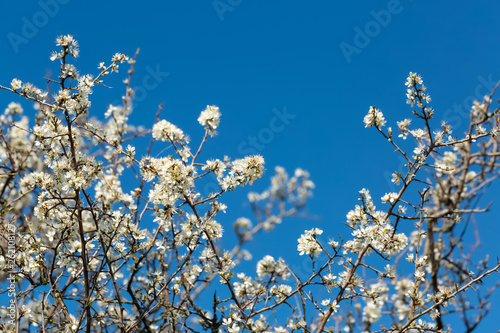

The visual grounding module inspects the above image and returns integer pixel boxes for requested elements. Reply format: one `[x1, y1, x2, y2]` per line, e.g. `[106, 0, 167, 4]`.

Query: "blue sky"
[1, 0, 500, 331]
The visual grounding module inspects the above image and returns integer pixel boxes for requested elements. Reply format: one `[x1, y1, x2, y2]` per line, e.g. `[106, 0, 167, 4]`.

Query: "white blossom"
[198, 105, 221, 136]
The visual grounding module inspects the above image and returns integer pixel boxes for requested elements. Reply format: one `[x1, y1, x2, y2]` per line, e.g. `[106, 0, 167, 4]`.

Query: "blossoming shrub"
[0, 36, 499, 333]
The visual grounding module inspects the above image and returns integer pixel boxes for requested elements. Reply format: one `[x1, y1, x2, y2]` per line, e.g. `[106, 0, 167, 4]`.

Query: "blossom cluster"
[0, 36, 499, 333]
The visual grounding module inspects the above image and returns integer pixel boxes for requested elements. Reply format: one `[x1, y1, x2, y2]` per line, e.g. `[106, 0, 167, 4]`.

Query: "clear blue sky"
[1, 1, 500, 331]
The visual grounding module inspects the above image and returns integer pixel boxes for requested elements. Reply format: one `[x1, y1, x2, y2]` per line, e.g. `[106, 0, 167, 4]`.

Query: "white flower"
[222, 155, 265, 189]
[465, 171, 477, 182]
[415, 255, 427, 267]
[430, 308, 440, 319]
[413, 144, 425, 156]
[391, 172, 401, 185]
[364, 106, 386, 128]
[381, 192, 398, 204]
[256, 255, 277, 278]
[11, 78, 22, 90]
[228, 323, 241, 333]
[55, 35, 79, 58]
[202, 159, 226, 180]
[405, 72, 423, 87]
[198, 105, 221, 136]
[382, 192, 398, 203]
[410, 128, 426, 140]
[234, 217, 252, 229]
[270, 284, 292, 300]
[5, 102, 23, 115]
[331, 300, 340, 312]
[321, 299, 341, 312]
[297, 228, 323, 256]
[145, 157, 195, 206]
[397, 118, 411, 139]
[414, 269, 426, 281]
[152, 119, 185, 142]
